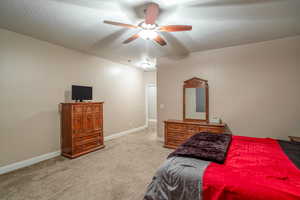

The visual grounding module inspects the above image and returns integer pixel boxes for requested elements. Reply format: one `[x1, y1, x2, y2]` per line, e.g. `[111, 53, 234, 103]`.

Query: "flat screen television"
[72, 85, 92, 102]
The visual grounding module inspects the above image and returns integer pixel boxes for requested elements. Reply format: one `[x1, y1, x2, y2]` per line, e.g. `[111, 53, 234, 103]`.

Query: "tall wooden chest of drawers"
[60, 102, 104, 158]
[164, 120, 227, 149]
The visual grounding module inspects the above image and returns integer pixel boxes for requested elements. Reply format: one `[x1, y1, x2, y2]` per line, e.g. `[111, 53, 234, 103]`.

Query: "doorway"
[146, 84, 157, 124]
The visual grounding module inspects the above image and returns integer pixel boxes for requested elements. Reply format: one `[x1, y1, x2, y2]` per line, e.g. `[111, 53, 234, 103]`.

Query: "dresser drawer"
[74, 132, 100, 144]
[186, 125, 200, 134]
[166, 131, 186, 139]
[72, 105, 84, 113]
[85, 104, 102, 113]
[93, 104, 102, 113]
[167, 123, 186, 132]
[75, 136, 100, 146]
[166, 137, 183, 147]
[199, 127, 224, 133]
[74, 130, 102, 137]
[73, 140, 100, 154]
[85, 105, 94, 113]
[166, 135, 191, 147]
[166, 131, 189, 147]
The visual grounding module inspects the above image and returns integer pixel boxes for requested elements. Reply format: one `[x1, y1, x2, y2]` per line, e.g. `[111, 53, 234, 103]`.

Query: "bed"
[143, 133, 300, 200]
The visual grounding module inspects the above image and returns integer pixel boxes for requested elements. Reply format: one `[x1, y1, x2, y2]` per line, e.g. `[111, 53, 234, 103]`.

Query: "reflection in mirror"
[183, 77, 209, 122]
[185, 88, 206, 120]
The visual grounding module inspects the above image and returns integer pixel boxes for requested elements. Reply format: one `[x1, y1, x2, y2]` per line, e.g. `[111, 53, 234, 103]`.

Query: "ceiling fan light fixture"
[139, 30, 158, 40]
[140, 57, 157, 71]
[140, 22, 157, 30]
[141, 62, 151, 69]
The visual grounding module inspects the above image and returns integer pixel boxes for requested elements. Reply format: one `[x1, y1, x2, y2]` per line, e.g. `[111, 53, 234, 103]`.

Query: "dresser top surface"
[61, 102, 104, 105]
[164, 119, 226, 127]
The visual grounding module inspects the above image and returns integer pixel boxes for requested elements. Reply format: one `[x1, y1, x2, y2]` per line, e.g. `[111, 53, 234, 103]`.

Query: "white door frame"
[145, 83, 157, 128]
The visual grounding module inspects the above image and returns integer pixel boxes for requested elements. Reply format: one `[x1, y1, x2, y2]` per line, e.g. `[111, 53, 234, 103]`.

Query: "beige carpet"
[0, 127, 171, 200]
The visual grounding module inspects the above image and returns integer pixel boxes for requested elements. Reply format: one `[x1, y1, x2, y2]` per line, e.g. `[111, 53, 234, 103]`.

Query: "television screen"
[72, 85, 92, 101]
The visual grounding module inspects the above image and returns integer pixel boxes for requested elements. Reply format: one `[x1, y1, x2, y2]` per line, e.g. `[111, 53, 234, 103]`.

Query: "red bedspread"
[203, 136, 300, 200]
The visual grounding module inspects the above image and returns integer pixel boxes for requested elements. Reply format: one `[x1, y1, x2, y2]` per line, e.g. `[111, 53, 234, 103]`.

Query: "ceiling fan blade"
[103, 20, 138, 29]
[123, 33, 140, 44]
[145, 3, 159, 24]
[159, 25, 192, 32]
[153, 35, 167, 46]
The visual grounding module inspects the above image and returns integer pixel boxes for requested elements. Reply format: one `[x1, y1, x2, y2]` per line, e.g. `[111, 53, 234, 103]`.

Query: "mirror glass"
[185, 88, 206, 120]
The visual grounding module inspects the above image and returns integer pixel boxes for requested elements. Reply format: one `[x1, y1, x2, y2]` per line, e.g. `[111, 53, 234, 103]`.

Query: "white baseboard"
[148, 119, 157, 122]
[0, 125, 147, 175]
[0, 151, 61, 175]
[104, 125, 147, 141]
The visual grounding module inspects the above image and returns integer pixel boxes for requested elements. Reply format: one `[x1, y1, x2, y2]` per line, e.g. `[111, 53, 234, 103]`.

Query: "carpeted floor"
[0, 127, 171, 200]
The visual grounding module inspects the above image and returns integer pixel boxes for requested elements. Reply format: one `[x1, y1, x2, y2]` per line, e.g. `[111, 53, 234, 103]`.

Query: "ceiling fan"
[103, 3, 192, 46]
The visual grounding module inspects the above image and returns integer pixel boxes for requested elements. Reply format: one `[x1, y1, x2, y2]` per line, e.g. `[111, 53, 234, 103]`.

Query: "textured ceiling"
[0, 0, 299, 68]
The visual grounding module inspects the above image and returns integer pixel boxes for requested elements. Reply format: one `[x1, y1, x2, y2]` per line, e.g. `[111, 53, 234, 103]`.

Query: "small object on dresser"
[210, 117, 221, 124]
[289, 136, 300, 143]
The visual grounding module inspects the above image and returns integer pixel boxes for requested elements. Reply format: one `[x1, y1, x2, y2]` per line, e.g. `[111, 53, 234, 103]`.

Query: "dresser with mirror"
[164, 77, 227, 149]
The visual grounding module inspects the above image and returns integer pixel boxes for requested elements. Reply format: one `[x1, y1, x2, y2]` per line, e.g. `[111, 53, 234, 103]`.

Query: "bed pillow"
[168, 132, 232, 164]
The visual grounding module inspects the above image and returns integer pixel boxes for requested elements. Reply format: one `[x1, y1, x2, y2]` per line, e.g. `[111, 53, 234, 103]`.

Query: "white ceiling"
[0, 0, 299, 68]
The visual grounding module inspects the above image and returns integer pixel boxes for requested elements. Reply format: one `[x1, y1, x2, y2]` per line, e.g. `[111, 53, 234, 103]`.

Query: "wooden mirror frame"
[183, 77, 209, 122]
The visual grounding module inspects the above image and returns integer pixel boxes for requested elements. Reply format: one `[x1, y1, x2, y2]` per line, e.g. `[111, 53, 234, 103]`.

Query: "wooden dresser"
[60, 102, 104, 158]
[164, 120, 227, 149]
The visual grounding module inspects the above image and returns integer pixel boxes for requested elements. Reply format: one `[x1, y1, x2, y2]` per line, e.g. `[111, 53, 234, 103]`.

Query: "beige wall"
[157, 36, 300, 140]
[144, 71, 157, 85]
[0, 29, 145, 167]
